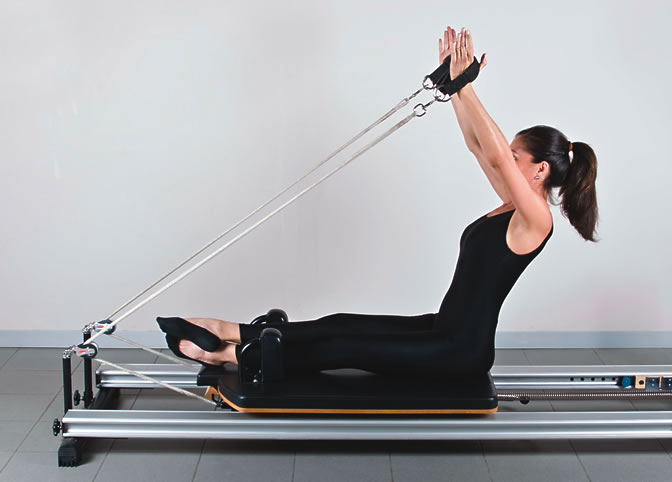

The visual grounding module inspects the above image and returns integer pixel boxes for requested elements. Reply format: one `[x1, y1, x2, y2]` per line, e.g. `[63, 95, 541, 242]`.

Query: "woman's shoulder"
[507, 204, 553, 255]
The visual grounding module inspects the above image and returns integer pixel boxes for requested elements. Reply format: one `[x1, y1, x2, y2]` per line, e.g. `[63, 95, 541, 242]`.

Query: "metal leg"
[62, 354, 72, 415]
[83, 333, 94, 408]
[57, 386, 121, 467]
[57, 349, 77, 467]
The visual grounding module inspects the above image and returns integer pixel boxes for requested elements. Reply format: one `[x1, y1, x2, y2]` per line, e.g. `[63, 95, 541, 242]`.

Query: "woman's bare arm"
[439, 28, 484, 154]
[451, 29, 551, 232]
[452, 93, 511, 202]
[441, 27, 510, 202]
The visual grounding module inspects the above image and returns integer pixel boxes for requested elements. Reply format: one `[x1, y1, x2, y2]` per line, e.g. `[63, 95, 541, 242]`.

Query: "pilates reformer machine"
[52, 59, 672, 467]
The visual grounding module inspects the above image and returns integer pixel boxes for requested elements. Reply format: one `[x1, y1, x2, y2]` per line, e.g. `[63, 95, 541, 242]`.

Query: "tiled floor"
[1, 347, 671, 481]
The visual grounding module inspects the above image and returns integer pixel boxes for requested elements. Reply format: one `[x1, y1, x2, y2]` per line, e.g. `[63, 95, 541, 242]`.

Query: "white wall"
[1, 0, 670, 347]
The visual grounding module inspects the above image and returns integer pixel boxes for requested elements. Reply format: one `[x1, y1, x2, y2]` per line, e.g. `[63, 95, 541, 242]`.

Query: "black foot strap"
[156, 316, 221, 352]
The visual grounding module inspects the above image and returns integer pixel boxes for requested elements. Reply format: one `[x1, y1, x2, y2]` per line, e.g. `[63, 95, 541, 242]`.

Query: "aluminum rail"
[96, 364, 672, 390]
[61, 410, 672, 440]
[96, 364, 201, 389]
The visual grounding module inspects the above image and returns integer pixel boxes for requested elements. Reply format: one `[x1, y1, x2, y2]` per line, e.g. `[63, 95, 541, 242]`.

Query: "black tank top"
[436, 210, 553, 370]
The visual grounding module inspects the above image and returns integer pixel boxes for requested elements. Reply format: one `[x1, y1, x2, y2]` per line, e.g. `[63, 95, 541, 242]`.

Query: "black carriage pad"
[206, 366, 497, 414]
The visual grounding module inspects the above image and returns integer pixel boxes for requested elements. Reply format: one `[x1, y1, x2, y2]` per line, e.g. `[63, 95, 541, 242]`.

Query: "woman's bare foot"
[179, 339, 238, 366]
[183, 318, 241, 344]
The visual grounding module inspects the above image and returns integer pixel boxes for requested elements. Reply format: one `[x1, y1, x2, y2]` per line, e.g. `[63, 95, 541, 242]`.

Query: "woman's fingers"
[480, 53, 487, 71]
[457, 32, 464, 60]
[456, 30, 461, 58]
[446, 25, 484, 78]
[455, 32, 460, 61]
[445, 27, 452, 56]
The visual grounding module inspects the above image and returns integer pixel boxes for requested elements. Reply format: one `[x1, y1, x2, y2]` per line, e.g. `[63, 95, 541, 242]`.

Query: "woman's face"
[510, 136, 544, 186]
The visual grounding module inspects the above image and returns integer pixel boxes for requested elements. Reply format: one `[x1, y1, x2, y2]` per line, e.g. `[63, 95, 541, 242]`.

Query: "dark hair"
[516, 125, 599, 242]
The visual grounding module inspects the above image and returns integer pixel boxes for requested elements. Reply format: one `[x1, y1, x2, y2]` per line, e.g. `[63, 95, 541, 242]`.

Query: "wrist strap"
[427, 56, 481, 96]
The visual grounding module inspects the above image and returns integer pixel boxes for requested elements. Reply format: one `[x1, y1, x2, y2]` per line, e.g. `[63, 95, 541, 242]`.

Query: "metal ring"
[433, 89, 451, 103]
[422, 75, 436, 90]
[413, 103, 427, 118]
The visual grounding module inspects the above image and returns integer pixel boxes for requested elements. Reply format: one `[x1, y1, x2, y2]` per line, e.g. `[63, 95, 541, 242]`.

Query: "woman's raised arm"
[449, 29, 550, 232]
[441, 27, 510, 202]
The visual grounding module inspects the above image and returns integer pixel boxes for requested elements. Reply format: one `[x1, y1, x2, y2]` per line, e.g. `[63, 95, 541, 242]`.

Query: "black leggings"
[238, 312, 494, 377]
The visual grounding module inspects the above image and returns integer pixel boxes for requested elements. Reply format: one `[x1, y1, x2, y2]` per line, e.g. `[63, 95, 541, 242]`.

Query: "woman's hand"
[438, 27, 487, 78]
[438, 27, 454, 65]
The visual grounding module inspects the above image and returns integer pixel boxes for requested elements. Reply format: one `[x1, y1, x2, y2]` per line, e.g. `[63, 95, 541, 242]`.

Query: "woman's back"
[436, 210, 553, 369]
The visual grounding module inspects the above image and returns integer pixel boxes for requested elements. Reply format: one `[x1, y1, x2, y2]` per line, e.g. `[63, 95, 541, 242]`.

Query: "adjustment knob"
[52, 419, 62, 436]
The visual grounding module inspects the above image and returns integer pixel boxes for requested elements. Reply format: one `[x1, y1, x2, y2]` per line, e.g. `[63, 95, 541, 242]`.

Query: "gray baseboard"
[1, 330, 671, 349]
[0, 331, 168, 349]
[495, 331, 672, 349]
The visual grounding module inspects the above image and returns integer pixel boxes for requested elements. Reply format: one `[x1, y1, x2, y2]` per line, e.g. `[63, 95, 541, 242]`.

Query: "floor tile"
[18, 420, 114, 454]
[0, 349, 17, 369]
[523, 349, 603, 365]
[594, 348, 672, 365]
[40, 388, 140, 422]
[0, 452, 11, 472]
[572, 439, 672, 482]
[0, 346, 669, 480]
[92, 348, 159, 365]
[482, 440, 588, 482]
[0, 421, 35, 452]
[94, 439, 203, 482]
[131, 388, 216, 411]
[390, 440, 490, 482]
[195, 440, 295, 482]
[496, 400, 554, 412]
[0, 370, 65, 395]
[18, 421, 66, 453]
[294, 442, 391, 482]
[494, 349, 529, 366]
[115, 390, 141, 409]
[659, 438, 672, 457]
[0, 450, 106, 481]
[0, 393, 56, 422]
[40, 391, 68, 422]
[2, 348, 81, 371]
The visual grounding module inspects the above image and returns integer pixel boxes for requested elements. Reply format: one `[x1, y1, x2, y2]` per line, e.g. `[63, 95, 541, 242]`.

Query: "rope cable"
[95, 357, 218, 407]
[85, 103, 434, 346]
[105, 91, 423, 321]
[107, 333, 195, 368]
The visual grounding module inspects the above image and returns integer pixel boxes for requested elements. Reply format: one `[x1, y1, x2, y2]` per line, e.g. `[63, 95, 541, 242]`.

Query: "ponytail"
[559, 142, 599, 242]
[516, 126, 599, 242]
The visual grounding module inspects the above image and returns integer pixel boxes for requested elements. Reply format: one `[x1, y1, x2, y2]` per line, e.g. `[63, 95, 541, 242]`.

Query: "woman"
[157, 27, 598, 377]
